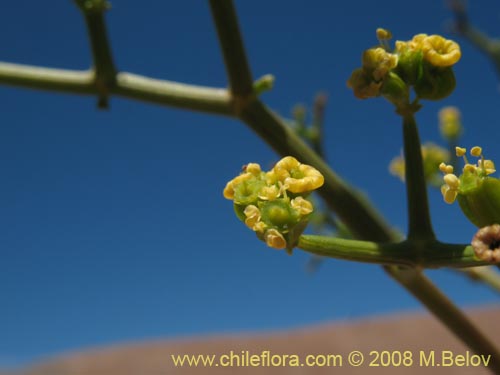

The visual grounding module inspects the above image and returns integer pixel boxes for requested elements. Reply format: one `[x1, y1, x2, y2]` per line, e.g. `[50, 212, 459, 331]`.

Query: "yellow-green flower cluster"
[439, 146, 500, 229]
[438, 106, 463, 140]
[389, 143, 450, 183]
[223, 156, 324, 251]
[440, 146, 496, 204]
[347, 29, 461, 107]
[395, 34, 461, 67]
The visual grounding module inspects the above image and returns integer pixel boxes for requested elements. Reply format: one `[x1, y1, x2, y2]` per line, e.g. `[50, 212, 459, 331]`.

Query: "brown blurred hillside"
[5, 306, 500, 375]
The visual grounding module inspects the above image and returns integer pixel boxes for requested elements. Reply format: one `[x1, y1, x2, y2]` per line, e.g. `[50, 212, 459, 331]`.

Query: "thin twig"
[311, 92, 327, 158]
[448, 0, 500, 76]
[208, 0, 254, 100]
[75, 0, 117, 108]
[0, 62, 232, 116]
[387, 265, 500, 373]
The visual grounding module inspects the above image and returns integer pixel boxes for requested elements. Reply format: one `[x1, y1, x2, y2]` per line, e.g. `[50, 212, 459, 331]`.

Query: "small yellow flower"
[272, 156, 324, 194]
[362, 47, 398, 81]
[245, 163, 262, 175]
[286, 167, 324, 194]
[273, 156, 301, 181]
[439, 162, 454, 174]
[390, 143, 450, 183]
[441, 176, 460, 204]
[463, 163, 477, 173]
[394, 40, 409, 54]
[439, 145, 497, 205]
[410, 34, 428, 49]
[253, 221, 267, 233]
[421, 143, 449, 165]
[478, 159, 496, 175]
[264, 228, 287, 250]
[347, 68, 382, 99]
[244, 205, 261, 230]
[455, 147, 466, 157]
[376, 28, 392, 41]
[455, 146, 496, 176]
[223, 172, 254, 200]
[290, 196, 314, 215]
[439, 106, 461, 123]
[470, 146, 482, 157]
[438, 106, 462, 140]
[444, 173, 460, 189]
[258, 185, 281, 201]
[421, 35, 461, 67]
[389, 156, 405, 181]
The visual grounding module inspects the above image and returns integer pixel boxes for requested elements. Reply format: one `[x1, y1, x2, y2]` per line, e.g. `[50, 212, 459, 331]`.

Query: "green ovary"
[260, 200, 299, 230]
[458, 178, 500, 228]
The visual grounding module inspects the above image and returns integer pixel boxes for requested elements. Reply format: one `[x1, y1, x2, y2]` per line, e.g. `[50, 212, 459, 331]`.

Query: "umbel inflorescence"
[223, 157, 324, 252]
[439, 146, 500, 262]
[347, 28, 461, 110]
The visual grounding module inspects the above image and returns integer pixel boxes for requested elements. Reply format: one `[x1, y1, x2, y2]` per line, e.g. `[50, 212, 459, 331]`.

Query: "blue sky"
[1, 0, 500, 368]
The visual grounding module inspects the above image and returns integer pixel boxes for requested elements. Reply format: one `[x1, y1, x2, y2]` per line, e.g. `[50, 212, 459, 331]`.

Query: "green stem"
[113, 72, 232, 115]
[0, 62, 232, 116]
[75, 0, 117, 107]
[208, 0, 254, 99]
[311, 93, 327, 158]
[402, 113, 435, 240]
[449, 2, 500, 77]
[298, 236, 410, 266]
[298, 235, 491, 268]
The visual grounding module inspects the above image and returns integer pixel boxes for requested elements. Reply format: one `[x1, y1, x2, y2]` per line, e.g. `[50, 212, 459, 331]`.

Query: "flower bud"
[394, 45, 424, 86]
[347, 68, 381, 99]
[380, 72, 409, 109]
[414, 65, 456, 101]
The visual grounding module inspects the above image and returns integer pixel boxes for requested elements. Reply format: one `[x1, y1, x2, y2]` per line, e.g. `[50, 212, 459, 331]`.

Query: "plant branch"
[387, 266, 500, 373]
[449, 0, 500, 76]
[298, 235, 493, 268]
[402, 113, 435, 240]
[113, 72, 232, 114]
[75, 0, 117, 108]
[311, 93, 327, 158]
[0, 62, 232, 116]
[208, 0, 254, 100]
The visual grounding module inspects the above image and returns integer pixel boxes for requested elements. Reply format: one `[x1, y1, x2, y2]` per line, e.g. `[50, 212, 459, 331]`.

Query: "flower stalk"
[297, 235, 489, 268]
[402, 113, 436, 240]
